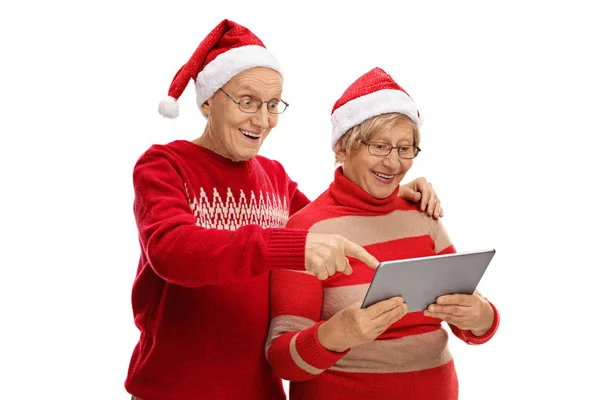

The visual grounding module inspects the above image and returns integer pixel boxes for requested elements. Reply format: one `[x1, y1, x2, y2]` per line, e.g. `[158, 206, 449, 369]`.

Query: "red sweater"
[125, 140, 311, 400]
[266, 167, 499, 400]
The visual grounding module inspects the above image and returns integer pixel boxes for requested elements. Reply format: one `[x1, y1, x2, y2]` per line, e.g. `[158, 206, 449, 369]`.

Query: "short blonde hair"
[333, 113, 420, 163]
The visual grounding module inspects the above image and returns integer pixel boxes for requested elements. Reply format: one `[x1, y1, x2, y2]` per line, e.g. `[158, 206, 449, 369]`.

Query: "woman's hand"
[424, 291, 494, 336]
[317, 297, 408, 352]
[398, 177, 443, 219]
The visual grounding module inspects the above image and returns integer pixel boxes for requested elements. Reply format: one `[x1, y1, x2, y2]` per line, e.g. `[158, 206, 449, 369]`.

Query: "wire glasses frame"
[360, 140, 421, 159]
[219, 88, 289, 114]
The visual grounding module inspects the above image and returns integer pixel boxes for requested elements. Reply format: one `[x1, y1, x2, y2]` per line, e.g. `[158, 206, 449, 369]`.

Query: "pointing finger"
[343, 239, 379, 269]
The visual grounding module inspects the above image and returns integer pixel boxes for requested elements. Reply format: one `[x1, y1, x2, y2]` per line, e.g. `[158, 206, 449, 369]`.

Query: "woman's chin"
[367, 187, 397, 199]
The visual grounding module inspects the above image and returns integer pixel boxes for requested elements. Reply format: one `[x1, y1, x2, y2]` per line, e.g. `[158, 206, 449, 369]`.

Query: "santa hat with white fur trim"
[330, 67, 422, 149]
[158, 19, 283, 119]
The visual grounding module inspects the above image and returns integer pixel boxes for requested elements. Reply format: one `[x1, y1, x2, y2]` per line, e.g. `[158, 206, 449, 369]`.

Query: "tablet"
[361, 249, 495, 312]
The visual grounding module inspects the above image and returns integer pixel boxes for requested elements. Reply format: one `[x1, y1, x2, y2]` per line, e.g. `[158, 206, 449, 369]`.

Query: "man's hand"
[423, 291, 494, 336]
[398, 177, 443, 219]
[317, 297, 408, 352]
[304, 233, 380, 280]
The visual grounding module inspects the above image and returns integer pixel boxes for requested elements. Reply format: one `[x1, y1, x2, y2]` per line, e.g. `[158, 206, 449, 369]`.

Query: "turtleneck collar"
[328, 166, 400, 213]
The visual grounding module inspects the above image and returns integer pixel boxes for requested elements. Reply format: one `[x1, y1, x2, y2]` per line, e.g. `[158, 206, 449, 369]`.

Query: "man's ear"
[201, 99, 211, 116]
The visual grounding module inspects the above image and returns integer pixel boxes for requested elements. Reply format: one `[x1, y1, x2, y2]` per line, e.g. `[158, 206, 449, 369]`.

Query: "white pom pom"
[158, 96, 179, 119]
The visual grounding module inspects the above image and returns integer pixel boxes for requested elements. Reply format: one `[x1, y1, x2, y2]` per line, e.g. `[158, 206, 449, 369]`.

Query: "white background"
[1, 1, 599, 399]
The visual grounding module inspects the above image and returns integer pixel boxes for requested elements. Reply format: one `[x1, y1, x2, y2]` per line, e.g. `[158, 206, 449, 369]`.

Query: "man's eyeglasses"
[219, 88, 289, 114]
[360, 140, 421, 159]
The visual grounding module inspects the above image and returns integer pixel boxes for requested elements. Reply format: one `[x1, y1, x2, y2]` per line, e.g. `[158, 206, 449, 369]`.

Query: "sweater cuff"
[264, 228, 308, 271]
[454, 301, 500, 345]
[295, 322, 349, 370]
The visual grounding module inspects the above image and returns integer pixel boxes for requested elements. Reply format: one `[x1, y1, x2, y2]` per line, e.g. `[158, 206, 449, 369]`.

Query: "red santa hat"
[158, 19, 283, 119]
[330, 67, 422, 149]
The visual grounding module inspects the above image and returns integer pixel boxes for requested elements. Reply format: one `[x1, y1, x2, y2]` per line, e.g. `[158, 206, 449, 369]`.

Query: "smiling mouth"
[372, 171, 394, 180]
[240, 129, 262, 140]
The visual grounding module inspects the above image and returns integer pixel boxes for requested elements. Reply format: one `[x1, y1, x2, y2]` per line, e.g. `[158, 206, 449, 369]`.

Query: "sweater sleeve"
[428, 219, 500, 344]
[266, 270, 349, 381]
[133, 154, 308, 287]
[432, 218, 456, 255]
[450, 301, 500, 345]
[286, 171, 311, 216]
[429, 219, 500, 343]
[289, 187, 311, 216]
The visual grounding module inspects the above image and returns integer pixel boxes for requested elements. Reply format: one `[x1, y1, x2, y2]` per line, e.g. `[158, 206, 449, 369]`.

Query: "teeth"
[241, 129, 261, 138]
[373, 171, 394, 179]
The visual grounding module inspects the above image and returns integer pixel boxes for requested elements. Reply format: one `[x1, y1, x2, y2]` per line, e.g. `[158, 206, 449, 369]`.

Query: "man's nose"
[251, 105, 270, 129]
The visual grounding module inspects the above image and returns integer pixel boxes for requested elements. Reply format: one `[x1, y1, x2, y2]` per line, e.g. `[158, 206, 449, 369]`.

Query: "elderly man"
[126, 19, 442, 400]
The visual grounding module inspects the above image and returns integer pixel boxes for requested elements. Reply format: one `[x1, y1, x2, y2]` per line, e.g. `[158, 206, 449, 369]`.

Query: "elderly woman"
[126, 20, 444, 400]
[266, 67, 500, 400]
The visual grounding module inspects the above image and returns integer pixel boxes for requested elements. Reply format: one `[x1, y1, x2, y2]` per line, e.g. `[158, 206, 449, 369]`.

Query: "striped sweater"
[266, 167, 499, 400]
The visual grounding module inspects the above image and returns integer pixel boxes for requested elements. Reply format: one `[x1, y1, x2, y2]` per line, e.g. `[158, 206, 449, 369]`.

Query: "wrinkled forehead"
[226, 67, 283, 96]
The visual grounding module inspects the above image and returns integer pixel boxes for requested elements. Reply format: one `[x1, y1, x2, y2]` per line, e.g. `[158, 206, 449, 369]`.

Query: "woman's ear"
[335, 149, 346, 163]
